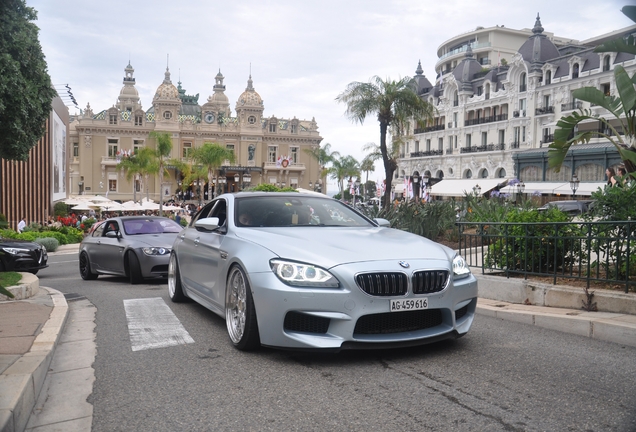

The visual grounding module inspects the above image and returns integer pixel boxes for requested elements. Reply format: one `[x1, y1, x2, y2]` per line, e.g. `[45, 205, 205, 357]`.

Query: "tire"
[225, 265, 260, 351]
[79, 252, 98, 280]
[128, 252, 143, 285]
[168, 253, 187, 302]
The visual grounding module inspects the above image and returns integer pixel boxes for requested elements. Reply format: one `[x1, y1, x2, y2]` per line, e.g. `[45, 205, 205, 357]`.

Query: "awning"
[500, 182, 605, 196]
[429, 179, 506, 197]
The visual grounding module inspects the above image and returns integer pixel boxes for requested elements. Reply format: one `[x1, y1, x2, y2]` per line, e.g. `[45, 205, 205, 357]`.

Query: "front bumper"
[248, 259, 478, 351]
[1, 249, 48, 272]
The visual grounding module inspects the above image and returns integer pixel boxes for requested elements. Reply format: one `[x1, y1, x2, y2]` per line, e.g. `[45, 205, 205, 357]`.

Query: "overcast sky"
[28, 0, 632, 184]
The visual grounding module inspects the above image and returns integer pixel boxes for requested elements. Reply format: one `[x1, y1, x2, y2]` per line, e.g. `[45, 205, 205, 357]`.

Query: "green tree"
[147, 131, 175, 216]
[303, 142, 340, 192]
[190, 142, 236, 201]
[327, 155, 359, 198]
[0, 0, 57, 161]
[336, 76, 434, 207]
[116, 148, 154, 203]
[360, 154, 376, 199]
[549, 6, 636, 174]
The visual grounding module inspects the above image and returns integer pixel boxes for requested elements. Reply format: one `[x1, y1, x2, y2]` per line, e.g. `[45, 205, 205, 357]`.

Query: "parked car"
[79, 216, 182, 284]
[168, 192, 478, 351]
[538, 200, 592, 216]
[0, 237, 48, 274]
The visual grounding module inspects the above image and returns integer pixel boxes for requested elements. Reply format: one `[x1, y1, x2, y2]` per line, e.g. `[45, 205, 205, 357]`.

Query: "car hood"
[127, 234, 178, 248]
[0, 238, 43, 250]
[235, 227, 453, 268]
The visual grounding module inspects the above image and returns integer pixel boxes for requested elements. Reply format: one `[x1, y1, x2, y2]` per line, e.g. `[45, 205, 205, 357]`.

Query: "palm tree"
[148, 131, 174, 216]
[549, 5, 636, 175]
[190, 142, 236, 200]
[336, 76, 434, 207]
[303, 142, 340, 192]
[360, 155, 376, 199]
[116, 148, 153, 203]
[327, 155, 360, 199]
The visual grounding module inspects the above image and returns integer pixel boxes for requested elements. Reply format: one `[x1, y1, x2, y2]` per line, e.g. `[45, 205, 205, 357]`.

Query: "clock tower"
[201, 69, 230, 125]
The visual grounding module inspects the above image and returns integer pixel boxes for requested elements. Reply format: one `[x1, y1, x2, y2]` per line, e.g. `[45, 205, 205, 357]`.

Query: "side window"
[102, 221, 119, 236]
[92, 222, 105, 237]
[191, 201, 216, 225]
[209, 199, 228, 227]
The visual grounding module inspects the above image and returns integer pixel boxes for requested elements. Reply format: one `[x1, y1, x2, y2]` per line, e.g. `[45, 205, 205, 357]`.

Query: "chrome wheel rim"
[226, 268, 247, 344]
[167, 254, 177, 298]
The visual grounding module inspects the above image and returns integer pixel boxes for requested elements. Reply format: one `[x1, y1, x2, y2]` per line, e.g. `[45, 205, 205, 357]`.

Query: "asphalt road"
[43, 253, 636, 432]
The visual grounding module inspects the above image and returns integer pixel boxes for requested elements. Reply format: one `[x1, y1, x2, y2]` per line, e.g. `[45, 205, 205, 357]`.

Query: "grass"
[0, 272, 22, 289]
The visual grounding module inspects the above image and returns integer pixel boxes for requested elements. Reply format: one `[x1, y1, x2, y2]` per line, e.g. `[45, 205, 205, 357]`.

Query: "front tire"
[128, 252, 143, 285]
[225, 265, 260, 351]
[79, 252, 98, 280]
[168, 253, 187, 302]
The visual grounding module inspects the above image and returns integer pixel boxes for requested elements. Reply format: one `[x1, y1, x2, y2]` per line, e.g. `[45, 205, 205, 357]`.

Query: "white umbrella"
[89, 195, 112, 203]
[71, 203, 98, 211]
[97, 201, 123, 211]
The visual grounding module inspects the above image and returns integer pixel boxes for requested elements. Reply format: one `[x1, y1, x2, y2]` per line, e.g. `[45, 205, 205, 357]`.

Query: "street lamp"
[243, 172, 251, 188]
[412, 173, 420, 201]
[515, 181, 525, 203]
[309, 181, 313, 190]
[219, 176, 226, 195]
[316, 179, 322, 193]
[78, 181, 84, 195]
[570, 174, 579, 198]
[473, 184, 481, 196]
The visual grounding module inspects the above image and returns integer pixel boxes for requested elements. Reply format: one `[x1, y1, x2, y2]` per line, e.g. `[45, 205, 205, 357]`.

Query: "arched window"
[603, 55, 611, 72]
[480, 169, 489, 178]
[545, 70, 552, 85]
[520, 73, 527, 92]
[453, 91, 459, 107]
[572, 63, 579, 79]
[464, 169, 473, 179]
[496, 168, 506, 178]
[436, 170, 444, 179]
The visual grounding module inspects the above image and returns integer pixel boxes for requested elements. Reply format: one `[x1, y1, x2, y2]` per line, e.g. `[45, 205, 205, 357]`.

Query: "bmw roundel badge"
[398, 261, 410, 268]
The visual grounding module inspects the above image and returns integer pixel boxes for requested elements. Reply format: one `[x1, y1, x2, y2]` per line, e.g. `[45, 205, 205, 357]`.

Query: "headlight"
[142, 247, 170, 256]
[2, 247, 29, 255]
[452, 254, 471, 279]
[270, 259, 339, 288]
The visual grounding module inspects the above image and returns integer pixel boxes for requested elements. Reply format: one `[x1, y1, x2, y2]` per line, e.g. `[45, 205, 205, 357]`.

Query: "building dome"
[154, 67, 179, 100]
[518, 14, 560, 72]
[237, 75, 262, 106]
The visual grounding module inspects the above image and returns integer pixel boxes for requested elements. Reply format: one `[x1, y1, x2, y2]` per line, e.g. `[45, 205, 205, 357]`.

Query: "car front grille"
[356, 270, 449, 297]
[355, 272, 408, 296]
[412, 270, 449, 294]
[284, 311, 330, 334]
[354, 309, 443, 335]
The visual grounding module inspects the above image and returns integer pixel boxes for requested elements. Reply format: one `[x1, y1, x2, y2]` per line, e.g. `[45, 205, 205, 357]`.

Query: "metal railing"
[457, 221, 635, 293]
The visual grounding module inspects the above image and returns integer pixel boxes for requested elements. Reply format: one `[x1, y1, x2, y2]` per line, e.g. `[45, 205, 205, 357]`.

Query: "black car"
[0, 237, 49, 274]
[538, 200, 592, 216]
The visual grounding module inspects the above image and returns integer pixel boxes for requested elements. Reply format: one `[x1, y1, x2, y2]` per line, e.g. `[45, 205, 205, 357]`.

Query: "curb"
[0, 273, 40, 302]
[0, 288, 68, 432]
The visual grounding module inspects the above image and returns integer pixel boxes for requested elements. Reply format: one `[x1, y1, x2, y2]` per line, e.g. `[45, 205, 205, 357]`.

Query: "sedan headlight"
[142, 247, 171, 256]
[452, 254, 471, 279]
[2, 247, 29, 255]
[270, 259, 339, 288]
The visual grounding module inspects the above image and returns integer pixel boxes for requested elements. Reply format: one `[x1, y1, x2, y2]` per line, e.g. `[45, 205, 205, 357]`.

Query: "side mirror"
[373, 218, 391, 228]
[195, 217, 220, 231]
[105, 230, 120, 239]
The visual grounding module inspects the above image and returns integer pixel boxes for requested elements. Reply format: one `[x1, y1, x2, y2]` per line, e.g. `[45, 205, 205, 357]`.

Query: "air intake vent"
[412, 270, 449, 294]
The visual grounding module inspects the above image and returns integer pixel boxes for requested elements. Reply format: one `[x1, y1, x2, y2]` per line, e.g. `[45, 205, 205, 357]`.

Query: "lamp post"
[316, 179, 322, 193]
[219, 176, 226, 195]
[570, 174, 579, 199]
[234, 173, 240, 192]
[78, 181, 84, 195]
[473, 184, 481, 197]
[243, 172, 251, 189]
[412, 173, 420, 201]
[515, 181, 525, 204]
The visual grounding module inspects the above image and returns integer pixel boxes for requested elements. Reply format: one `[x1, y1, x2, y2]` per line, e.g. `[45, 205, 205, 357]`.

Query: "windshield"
[123, 218, 182, 235]
[235, 196, 374, 228]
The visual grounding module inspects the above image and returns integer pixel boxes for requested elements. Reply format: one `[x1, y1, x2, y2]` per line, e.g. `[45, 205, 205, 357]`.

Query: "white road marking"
[123, 297, 195, 352]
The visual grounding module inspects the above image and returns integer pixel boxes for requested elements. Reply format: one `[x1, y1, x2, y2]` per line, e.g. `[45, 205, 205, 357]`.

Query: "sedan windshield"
[123, 218, 182, 235]
[235, 196, 373, 227]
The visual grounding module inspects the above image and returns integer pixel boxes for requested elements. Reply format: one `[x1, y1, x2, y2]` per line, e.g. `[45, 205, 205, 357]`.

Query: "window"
[572, 63, 579, 79]
[109, 114, 117, 125]
[498, 129, 505, 145]
[466, 134, 472, 148]
[477, 86, 483, 96]
[519, 98, 527, 112]
[603, 55, 610, 72]
[73, 142, 79, 157]
[414, 140, 420, 152]
[522, 126, 526, 142]
[514, 127, 521, 144]
[268, 146, 277, 163]
[545, 70, 552, 85]
[290, 178, 298, 189]
[269, 123, 276, 133]
[497, 168, 506, 178]
[520, 73, 527, 92]
[163, 110, 172, 120]
[248, 115, 256, 124]
[133, 140, 144, 154]
[134, 115, 143, 126]
[226, 144, 235, 156]
[108, 179, 117, 191]
[438, 138, 443, 151]
[453, 91, 458, 107]
[601, 83, 610, 96]
[465, 169, 472, 179]
[291, 123, 297, 134]
[426, 139, 431, 152]
[290, 147, 299, 163]
[182, 142, 192, 158]
[480, 169, 488, 178]
[108, 139, 118, 158]
[454, 135, 458, 149]
[481, 132, 487, 146]
[544, 95, 550, 108]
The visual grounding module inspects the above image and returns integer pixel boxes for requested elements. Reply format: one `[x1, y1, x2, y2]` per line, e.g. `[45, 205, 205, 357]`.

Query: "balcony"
[510, 141, 521, 149]
[561, 101, 583, 111]
[263, 162, 306, 170]
[101, 156, 118, 167]
[464, 113, 508, 127]
[540, 134, 554, 145]
[535, 106, 555, 115]
[414, 124, 445, 134]
[446, 147, 454, 155]
[460, 143, 505, 153]
[410, 149, 444, 158]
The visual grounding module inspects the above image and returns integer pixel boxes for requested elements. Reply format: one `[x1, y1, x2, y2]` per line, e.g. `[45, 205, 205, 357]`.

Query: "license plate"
[390, 298, 428, 312]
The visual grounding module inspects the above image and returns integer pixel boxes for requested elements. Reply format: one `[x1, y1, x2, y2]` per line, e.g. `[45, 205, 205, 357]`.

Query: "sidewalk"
[0, 243, 635, 431]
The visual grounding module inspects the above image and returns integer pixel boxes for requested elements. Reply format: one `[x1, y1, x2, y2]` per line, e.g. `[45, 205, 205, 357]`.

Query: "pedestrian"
[606, 167, 618, 187]
[17, 217, 27, 233]
[175, 212, 181, 225]
[617, 166, 629, 185]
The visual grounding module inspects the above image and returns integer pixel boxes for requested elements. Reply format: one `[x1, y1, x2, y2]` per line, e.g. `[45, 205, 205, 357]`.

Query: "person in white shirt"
[17, 217, 26, 233]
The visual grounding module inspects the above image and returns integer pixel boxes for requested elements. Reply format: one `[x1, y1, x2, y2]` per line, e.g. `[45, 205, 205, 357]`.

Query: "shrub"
[54, 201, 68, 217]
[0, 214, 7, 229]
[35, 237, 59, 252]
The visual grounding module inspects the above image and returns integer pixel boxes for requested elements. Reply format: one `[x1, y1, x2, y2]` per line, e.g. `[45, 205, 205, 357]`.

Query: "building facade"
[69, 65, 323, 202]
[398, 14, 636, 198]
